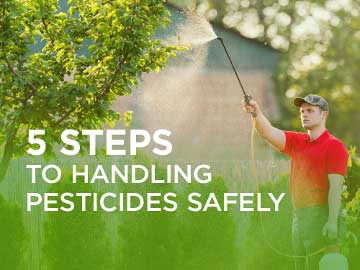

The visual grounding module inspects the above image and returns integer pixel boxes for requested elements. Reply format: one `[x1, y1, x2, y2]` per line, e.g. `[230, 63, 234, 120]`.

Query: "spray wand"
[216, 37, 257, 117]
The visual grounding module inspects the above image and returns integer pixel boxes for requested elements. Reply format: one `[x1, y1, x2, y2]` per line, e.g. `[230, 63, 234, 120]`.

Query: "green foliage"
[179, 175, 238, 270]
[0, 194, 27, 270]
[343, 147, 360, 268]
[239, 175, 293, 270]
[0, 0, 184, 181]
[344, 188, 360, 268]
[117, 154, 238, 270]
[116, 155, 180, 270]
[43, 174, 113, 270]
[344, 147, 360, 201]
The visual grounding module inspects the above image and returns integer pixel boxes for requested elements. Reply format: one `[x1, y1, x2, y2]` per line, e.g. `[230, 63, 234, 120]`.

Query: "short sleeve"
[282, 131, 303, 157]
[326, 140, 349, 176]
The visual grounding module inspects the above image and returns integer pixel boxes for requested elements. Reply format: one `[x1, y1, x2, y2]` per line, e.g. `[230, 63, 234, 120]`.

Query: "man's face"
[299, 103, 328, 130]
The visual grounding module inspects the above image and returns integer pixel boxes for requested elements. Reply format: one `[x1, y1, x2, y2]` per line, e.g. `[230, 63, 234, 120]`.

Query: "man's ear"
[322, 110, 329, 119]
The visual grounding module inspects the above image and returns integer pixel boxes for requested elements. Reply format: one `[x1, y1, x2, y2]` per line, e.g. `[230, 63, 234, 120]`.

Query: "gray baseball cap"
[294, 94, 329, 111]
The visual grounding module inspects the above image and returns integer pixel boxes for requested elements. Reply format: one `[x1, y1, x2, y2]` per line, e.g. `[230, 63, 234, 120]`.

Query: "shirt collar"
[306, 129, 330, 143]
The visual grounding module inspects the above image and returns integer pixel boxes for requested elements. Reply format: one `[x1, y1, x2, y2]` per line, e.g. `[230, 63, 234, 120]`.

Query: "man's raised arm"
[242, 99, 286, 152]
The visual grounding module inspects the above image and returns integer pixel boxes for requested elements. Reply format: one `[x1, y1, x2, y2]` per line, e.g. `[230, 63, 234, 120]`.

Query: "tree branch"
[3, 54, 39, 101]
[94, 55, 127, 103]
[41, 17, 55, 48]
[0, 124, 19, 183]
[94, 1, 137, 102]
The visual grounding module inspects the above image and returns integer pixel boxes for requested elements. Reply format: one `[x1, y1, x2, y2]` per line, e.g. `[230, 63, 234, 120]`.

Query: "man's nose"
[301, 115, 308, 120]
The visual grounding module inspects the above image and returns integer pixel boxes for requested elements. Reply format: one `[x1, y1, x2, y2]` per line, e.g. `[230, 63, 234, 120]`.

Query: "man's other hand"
[322, 220, 338, 240]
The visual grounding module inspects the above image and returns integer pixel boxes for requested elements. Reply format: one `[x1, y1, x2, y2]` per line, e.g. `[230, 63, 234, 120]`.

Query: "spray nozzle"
[244, 94, 252, 105]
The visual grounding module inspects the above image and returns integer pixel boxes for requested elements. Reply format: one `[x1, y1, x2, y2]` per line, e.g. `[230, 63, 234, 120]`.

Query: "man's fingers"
[242, 99, 257, 116]
[322, 223, 338, 240]
[244, 108, 255, 114]
[329, 228, 338, 240]
[242, 104, 254, 113]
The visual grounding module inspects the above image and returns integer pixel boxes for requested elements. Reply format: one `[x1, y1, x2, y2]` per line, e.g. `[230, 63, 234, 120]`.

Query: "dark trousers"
[292, 205, 346, 270]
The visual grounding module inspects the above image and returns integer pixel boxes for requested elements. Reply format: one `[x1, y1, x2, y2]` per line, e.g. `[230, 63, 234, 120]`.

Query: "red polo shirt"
[282, 129, 348, 208]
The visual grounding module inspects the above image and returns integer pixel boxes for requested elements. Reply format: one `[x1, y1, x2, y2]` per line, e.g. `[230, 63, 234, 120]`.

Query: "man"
[243, 94, 349, 270]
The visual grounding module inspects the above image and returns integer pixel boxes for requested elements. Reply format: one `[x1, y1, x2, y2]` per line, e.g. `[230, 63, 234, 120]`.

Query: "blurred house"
[113, 4, 281, 164]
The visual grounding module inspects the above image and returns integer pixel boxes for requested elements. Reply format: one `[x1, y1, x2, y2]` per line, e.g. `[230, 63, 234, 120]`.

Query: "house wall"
[113, 6, 281, 165]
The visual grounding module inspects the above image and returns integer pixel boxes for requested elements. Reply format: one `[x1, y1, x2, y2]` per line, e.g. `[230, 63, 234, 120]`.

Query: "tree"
[0, 0, 183, 182]
[170, 0, 360, 147]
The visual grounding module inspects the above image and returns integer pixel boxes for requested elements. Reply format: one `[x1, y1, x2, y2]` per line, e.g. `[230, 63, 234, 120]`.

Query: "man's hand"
[242, 98, 259, 116]
[322, 220, 338, 240]
[241, 97, 286, 151]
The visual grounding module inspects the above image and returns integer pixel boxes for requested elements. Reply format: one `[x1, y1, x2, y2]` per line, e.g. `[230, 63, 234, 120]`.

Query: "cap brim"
[293, 97, 306, 107]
